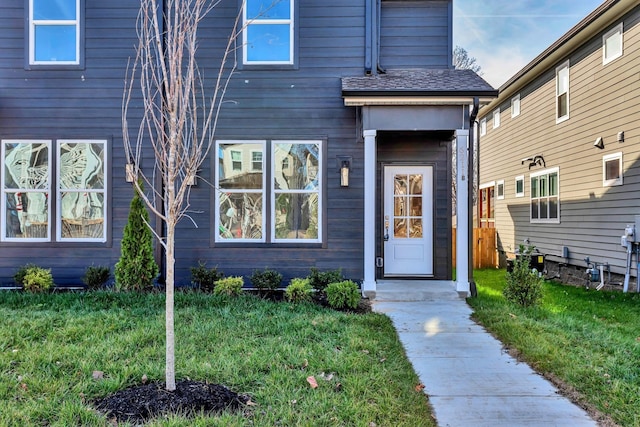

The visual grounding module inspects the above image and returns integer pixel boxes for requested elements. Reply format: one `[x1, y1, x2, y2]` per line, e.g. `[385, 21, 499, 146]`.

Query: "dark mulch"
[92, 380, 249, 425]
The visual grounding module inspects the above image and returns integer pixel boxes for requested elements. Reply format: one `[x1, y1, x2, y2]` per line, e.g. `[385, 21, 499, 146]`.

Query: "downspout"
[365, 0, 373, 74]
[376, 0, 385, 74]
[468, 97, 479, 297]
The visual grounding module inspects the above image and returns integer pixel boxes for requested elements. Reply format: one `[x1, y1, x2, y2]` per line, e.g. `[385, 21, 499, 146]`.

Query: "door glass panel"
[394, 196, 406, 216]
[409, 218, 422, 238]
[394, 218, 407, 238]
[394, 174, 407, 195]
[409, 174, 422, 195]
[410, 196, 422, 216]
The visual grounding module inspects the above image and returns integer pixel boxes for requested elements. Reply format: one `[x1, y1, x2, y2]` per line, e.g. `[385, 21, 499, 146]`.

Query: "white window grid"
[29, 0, 81, 65]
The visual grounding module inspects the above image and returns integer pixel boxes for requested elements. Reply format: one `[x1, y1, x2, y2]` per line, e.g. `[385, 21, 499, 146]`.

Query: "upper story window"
[243, 0, 294, 65]
[2, 139, 107, 242]
[530, 167, 559, 223]
[493, 109, 501, 129]
[215, 139, 322, 243]
[556, 61, 570, 123]
[479, 118, 487, 136]
[603, 23, 623, 65]
[511, 94, 521, 118]
[29, 0, 81, 65]
[496, 180, 505, 200]
[603, 152, 623, 187]
[515, 175, 524, 197]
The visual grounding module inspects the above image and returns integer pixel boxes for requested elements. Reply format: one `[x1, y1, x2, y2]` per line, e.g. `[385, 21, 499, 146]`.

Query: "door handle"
[384, 218, 389, 241]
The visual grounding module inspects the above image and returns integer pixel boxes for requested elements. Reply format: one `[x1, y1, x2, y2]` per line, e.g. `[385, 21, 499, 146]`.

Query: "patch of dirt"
[92, 380, 250, 425]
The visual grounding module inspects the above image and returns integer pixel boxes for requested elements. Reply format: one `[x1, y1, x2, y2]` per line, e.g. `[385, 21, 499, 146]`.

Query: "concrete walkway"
[372, 280, 597, 427]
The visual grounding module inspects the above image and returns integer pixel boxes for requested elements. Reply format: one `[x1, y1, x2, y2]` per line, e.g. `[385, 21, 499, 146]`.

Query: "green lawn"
[469, 269, 640, 427]
[0, 291, 434, 426]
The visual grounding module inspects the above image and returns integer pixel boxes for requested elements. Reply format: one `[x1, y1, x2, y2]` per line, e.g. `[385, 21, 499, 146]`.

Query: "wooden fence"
[452, 228, 498, 269]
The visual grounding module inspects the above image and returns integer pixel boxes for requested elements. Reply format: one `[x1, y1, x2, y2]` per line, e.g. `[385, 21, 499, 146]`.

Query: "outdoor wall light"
[125, 157, 136, 182]
[594, 137, 604, 149]
[617, 131, 624, 143]
[337, 156, 352, 187]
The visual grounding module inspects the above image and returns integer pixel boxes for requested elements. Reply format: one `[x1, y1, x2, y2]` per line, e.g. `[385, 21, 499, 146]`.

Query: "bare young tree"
[453, 45, 482, 75]
[122, 0, 240, 391]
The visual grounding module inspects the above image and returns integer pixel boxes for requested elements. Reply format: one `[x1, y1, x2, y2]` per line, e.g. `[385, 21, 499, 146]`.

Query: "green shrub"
[308, 267, 343, 293]
[213, 276, 244, 296]
[250, 268, 282, 291]
[503, 245, 544, 307]
[82, 266, 111, 290]
[19, 265, 54, 293]
[326, 280, 361, 309]
[115, 181, 159, 291]
[285, 278, 312, 303]
[13, 263, 38, 287]
[190, 261, 224, 292]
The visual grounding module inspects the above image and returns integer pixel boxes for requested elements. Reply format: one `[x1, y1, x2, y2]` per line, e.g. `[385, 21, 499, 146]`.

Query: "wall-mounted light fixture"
[521, 154, 545, 170]
[336, 156, 352, 187]
[186, 169, 197, 186]
[594, 137, 604, 149]
[125, 157, 136, 182]
[617, 131, 624, 143]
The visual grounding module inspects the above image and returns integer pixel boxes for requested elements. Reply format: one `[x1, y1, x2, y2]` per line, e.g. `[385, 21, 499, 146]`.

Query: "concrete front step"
[374, 280, 462, 301]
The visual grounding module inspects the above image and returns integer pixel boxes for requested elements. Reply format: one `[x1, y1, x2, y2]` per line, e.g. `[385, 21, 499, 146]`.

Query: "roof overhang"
[343, 95, 496, 107]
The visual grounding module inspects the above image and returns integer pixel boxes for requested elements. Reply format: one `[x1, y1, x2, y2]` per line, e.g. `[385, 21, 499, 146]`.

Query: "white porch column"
[362, 129, 377, 297]
[455, 129, 470, 297]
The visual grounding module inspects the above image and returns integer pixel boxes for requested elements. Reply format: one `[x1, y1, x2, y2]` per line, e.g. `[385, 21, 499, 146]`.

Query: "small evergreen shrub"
[82, 266, 111, 290]
[308, 267, 343, 293]
[503, 245, 544, 308]
[14, 263, 38, 287]
[326, 280, 361, 309]
[115, 181, 159, 291]
[190, 261, 224, 292]
[250, 268, 282, 291]
[18, 265, 54, 293]
[285, 278, 312, 303]
[213, 276, 244, 296]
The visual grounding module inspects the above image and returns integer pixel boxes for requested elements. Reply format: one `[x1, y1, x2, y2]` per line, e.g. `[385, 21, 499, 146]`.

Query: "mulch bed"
[92, 380, 250, 425]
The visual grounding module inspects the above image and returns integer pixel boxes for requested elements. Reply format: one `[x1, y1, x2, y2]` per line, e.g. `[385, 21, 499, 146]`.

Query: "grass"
[469, 269, 640, 427]
[0, 291, 434, 427]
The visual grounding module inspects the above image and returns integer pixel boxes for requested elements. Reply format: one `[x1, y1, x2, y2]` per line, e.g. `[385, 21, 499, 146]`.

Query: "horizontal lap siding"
[479, 7, 640, 275]
[380, 1, 450, 69]
[171, 1, 367, 285]
[0, 1, 141, 285]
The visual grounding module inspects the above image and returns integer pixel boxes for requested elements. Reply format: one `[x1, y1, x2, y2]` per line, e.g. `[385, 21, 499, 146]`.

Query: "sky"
[453, 0, 605, 88]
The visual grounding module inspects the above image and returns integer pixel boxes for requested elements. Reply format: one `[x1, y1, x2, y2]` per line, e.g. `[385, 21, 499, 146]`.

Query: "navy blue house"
[0, 0, 495, 296]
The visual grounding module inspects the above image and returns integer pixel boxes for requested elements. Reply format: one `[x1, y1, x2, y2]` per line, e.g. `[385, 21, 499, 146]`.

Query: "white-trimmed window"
[603, 23, 623, 65]
[493, 109, 501, 129]
[215, 139, 322, 243]
[478, 182, 495, 228]
[57, 140, 106, 242]
[29, 0, 80, 65]
[479, 118, 487, 136]
[1, 139, 107, 242]
[556, 61, 570, 123]
[243, 0, 294, 65]
[230, 150, 242, 171]
[515, 175, 524, 197]
[511, 94, 521, 118]
[530, 167, 559, 223]
[496, 180, 505, 200]
[603, 152, 623, 187]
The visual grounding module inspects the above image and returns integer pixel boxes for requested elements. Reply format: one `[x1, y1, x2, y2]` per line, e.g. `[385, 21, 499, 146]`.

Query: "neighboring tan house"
[0, 0, 495, 295]
[477, 0, 640, 288]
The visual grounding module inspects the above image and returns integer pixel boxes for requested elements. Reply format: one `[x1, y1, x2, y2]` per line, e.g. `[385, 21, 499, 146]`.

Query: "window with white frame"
[556, 61, 569, 122]
[511, 94, 521, 118]
[493, 109, 501, 128]
[479, 118, 487, 136]
[496, 180, 505, 200]
[215, 139, 322, 243]
[29, 0, 80, 65]
[230, 150, 242, 171]
[515, 175, 524, 197]
[603, 23, 623, 65]
[243, 0, 294, 65]
[603, 152, 623, 186]
[530, 168, 559, 223]
[1, 139, 107, 242]
[251, 150, 263, 171]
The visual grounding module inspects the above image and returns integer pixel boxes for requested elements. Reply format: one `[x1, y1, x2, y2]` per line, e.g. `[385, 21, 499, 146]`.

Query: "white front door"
[383, 166, 433, 276]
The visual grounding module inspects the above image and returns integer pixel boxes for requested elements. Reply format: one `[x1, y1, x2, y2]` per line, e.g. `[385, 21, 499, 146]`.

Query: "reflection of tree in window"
[4, 143, 49, 238]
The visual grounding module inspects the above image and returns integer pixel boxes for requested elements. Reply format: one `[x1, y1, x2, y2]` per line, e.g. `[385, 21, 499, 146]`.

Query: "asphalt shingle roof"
[342, 68, 496, 96]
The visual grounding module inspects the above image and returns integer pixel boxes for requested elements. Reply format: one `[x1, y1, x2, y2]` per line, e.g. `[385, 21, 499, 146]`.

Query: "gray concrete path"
[372, 280, 597, 427]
